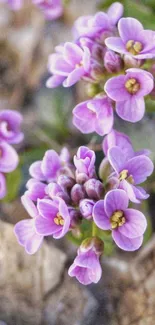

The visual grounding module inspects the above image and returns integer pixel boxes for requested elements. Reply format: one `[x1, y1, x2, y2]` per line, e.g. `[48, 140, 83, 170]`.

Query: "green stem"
[92, 222, 98, 237]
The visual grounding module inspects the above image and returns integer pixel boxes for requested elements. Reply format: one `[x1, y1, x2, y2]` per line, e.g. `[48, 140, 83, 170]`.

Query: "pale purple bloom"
[93, 189, 147, 251]
[0, 172, 6, 199]
[0, 110, 23, 144]
[74, 146, 96, 182]
[102, 129, 150, 159]
[14, 195, 43, 254]
[0, 0, 22, 10]
[104, 68, 154, 122]
[104, 50, 122, 73]
[73, 96, 113, 136]
[29, 148, 68, 182]
[105, 17, 155, 59]
[35, 197, 70, 238]
[0, 141, 18, 173]
[68, 242, 102, 285]
[79, 199, 95, 220]
[108, 146, 154, 203]
[33, 0, 63, 20]
[46, 42, 90, 88]
[26, 178, 46, 201]
[73, 3, 123, 41]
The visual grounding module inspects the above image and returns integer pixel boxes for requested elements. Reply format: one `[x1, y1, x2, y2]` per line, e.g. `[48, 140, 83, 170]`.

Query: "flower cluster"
[0, 0, 63, 20]
[14, 1, 155, 286]
[0, 110, 23, 199]
[15, 136, 153, 284]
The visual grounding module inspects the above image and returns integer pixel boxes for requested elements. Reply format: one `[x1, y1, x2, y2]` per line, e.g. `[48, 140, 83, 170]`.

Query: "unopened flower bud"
[99, 157, 111, 182]
[57, 174, 75, 191]
[69, 207, 82, 228]
[80, 237, 104, 256]
[71, 184, 86, 204]
[124, 54, 144, 68]
[79, 199, 95, 220]
[104, 50, 122, 73]
[47, 183, 70, 203]
[84, 178, 104, 199]
[105, 176, 119, 191]
[76, 172, 89, 184]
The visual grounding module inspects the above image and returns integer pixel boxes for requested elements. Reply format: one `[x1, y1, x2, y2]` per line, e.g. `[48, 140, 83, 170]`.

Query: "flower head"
[74, 146, 96, 183]
[73, 96, 113, 136]
[0, 110, 23, 144]
[46, 42, 90, 88]
[93, 189, 147, 251]
[35, 197, 71, 239]
[105, 17, 155, 59]
[104, 68, 154, 122]
[68, 237, 103, 285]
[108, 146, 154, 203]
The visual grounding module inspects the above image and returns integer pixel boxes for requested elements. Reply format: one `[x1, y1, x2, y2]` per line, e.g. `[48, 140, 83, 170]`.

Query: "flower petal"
[104, 75, 129, 101]
[41, 150, 61, 180]
[93, 200, 111, 230]
[118, 17, 143, 43]
[0, 142, 18, 172]
[37, 199, 58, 219]
[112, 230, 143, 251]
[63, 67, 84, 87]
[29, 161, 45, 181]
[105, 37, 126, 55]
[124, 155, 154, 184]
[21, 194, 38, 218]
[105, 189, 129, 217]
[119, 208, 147, 238]
[116, 97, 145, 122]
[107, 2, 124, 25]
[108, 146, 127, 173]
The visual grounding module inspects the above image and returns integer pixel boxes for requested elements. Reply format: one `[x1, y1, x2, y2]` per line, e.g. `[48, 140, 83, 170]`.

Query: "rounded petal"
[73, 116, 95, 134]
[37, 199, 58, 219]
[46, 75, 65, 88]
[0, 142, 18, 173]
[63, 67, 84, 87]
[119, 180, 140, 204]
[21, 194, 38, 218]
[25, 233, 43, 255]
[108, 146, 127, 173]
[116, 97, 145, 122]
[105, 189, 129, 217]
[26, 181, 46, 201]
[107, 2, 124, 25]
[105, 37, 126, 54]
[124, 155, 154, 184]
[64, 42, 83, 65]
[68, 264, 92, 285]
[35, 215, 61, 236]
[118, 17, 143, 43]
[95, 102, 114, 136]
[93, 200, 111, 230]
[29, 161, 45, 181]
[119, 208, 147, 238]
[112, 230, 143, 251]
[41, 150, 61, 180]
[104, 75, 129, 101]
[125, 69, 154, 97]
[103, 129, 134, 159]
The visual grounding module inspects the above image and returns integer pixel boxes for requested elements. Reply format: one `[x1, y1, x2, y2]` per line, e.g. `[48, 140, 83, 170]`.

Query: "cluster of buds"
[0, 110, 23, 199]
[0, 0, 63, 20]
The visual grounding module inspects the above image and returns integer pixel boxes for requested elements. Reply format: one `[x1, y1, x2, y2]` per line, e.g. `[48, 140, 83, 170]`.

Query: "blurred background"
[0, 0, 155, 324]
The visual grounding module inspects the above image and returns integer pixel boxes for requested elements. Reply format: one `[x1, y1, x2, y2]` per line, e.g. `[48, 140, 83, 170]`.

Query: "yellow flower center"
[54, 213, 64, 226]
[110, 210, 126, 229]
[119, 169, 134, 184]
[125, 78, 140, 94]
[126, 40, 143, 55]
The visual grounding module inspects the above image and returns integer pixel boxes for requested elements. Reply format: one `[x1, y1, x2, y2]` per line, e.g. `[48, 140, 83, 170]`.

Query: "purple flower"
[73, 3, 123, 41]
[33, 0, 63, 20]
[14, 195, 43, 254]
[68, 238, 103, 285]
[93, 189, 147, 251]
[104, 68, 154, 122]
[29, 148, 68, 182]
[35, 197, 70, 238]
[102, 129, 150, 160]
[73, 96, 113, 136]
[46, 42, 90, 88]
[0, 110, 23, 144]
[26, 178, 46, 201]
[105, 17, 155, 59]
[0, 0, 22, 10]
[74, 146, 96, 182]
[108, 146, 154, 203]
[0, 141, 18, 173]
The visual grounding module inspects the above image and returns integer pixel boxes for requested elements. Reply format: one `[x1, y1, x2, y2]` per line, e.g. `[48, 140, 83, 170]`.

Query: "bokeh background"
[0, 0, 155, 324]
